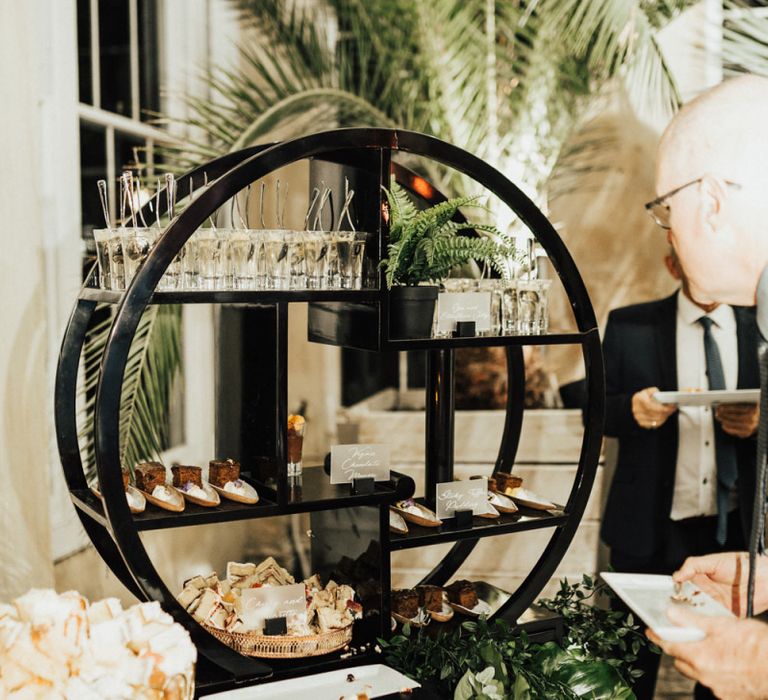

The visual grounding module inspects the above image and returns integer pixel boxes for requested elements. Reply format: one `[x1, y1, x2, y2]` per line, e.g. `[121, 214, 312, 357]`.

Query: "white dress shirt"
[670, 292, 738, 521]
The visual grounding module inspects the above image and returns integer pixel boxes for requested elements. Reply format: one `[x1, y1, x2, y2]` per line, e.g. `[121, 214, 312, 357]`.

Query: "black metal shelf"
[79, 286, 381, 305]
[389, 504, 569, 551]
[383, 330, 591, 350]
[70, 468, 407, 530]
[70, 487, 280, 531]
[276, 466, 405, 513]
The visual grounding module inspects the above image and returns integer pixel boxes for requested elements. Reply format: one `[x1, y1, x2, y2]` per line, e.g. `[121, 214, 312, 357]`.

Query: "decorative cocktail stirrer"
[164, 173, 175, 221]
[276, 179, 289, 229]
[313, 186, 332, 231]
[304, 187, 320, 230]
[97, 179, 111, 228]
[338, 177, 355, 231]
[202, 173, 217, 229]
[121, 171, 138, 230]
[259, 182, 266, 229]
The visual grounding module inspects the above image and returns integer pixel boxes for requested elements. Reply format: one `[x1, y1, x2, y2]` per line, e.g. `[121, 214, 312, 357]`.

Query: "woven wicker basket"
[203, 623, 353, 659]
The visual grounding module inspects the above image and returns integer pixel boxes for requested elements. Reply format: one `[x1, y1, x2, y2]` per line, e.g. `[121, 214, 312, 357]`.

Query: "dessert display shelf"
[54, 127, 604, 696]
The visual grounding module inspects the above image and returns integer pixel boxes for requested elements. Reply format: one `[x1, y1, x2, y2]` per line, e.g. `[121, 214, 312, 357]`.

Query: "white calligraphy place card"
[330, 444, 391, 484]
[236, 582, 307, 631]
[436, 292, 491, 334]
[436, 478, 491, 520]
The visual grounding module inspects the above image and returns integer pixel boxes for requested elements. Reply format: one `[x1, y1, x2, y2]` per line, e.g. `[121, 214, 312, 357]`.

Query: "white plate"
[205, 664, 420, 699]
[654, 389, 760, 407]
[601, 572, 734, 642]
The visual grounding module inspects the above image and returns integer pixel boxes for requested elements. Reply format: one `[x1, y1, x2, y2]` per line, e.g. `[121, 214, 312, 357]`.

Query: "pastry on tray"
[446, 580, 478, 610]
[493, 472, 524, 494]
[90, 470, 146, 514]
[135, 462, 184, 512]
[391, 499, 442, 527]
[417, 585, 443, 613]
[135, 461, 167, 493]
[391, 589, 420, 619]
[389, 509, 409, 535]
[488, 490, 519, 514]
[171, 464, 220, 507]
[177, 557, 361, 637]
[506, 486, 556, 511]
[208, 458, 259, 504]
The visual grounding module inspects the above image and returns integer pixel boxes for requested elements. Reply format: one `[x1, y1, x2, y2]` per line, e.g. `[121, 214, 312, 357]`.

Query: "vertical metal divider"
[425, 349, 456, 507]
[275, 302, 289, 504]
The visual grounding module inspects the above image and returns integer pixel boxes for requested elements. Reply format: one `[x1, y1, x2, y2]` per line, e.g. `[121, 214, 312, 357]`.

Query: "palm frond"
[723, 1, 768, 77]
[78, 305, 182, 482]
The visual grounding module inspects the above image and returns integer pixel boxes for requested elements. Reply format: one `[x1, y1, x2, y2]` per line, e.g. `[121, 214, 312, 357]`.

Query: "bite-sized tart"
[177, 480, 220, 507]
[90, 472, 146, 514]
[391, 499, 442, 528]
[506, 486, 556, 511]
[389, 509, 409, 535]
[210, 478, 259, 504]
[492, 471, 524, 494]
[488, 490, 519, 514]
[142, 483, 185, 512]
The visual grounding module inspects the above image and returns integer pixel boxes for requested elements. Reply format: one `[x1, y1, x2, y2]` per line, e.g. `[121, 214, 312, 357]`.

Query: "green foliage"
[537, 574, 659, 685]
[381, 181, 513, 287]
[378, 615, 636, 699]
[78, 304, 183, 481]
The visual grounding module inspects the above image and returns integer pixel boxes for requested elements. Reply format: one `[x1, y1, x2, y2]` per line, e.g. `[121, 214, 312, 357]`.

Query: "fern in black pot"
[382, 181, 512, 339]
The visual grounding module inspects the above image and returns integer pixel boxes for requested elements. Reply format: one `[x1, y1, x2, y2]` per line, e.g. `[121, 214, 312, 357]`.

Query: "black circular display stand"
[54, 128, 604, 695]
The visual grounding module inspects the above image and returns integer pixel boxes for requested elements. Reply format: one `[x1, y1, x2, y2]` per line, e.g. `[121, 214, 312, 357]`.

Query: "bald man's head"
[654, 75, 768, 307]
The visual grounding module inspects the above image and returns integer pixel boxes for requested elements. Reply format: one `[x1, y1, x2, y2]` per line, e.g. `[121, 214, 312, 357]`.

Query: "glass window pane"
[77, 0, 93, 104]
[138, 0, 160, 119]
[98, 0, 132, 116]
[80, 121, 108, 238]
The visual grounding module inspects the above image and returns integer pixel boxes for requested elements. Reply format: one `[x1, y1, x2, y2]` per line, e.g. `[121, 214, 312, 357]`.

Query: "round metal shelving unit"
[54, 128, 604, 693]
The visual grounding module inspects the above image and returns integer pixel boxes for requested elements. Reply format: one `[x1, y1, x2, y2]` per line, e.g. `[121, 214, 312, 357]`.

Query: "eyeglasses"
[644, 178, 742, 230]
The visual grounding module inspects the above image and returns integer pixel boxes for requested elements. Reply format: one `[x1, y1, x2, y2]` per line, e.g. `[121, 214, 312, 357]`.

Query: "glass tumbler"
[93, 228, 115, 289]
[303, 231, 329, 290]
[194, 228, 226, 291]
[263, 230, 289, 290]
[285, 231, 306, 290]
[121, 227, 157, 287]
[501, 281, 518, 335]
[477, 279, 503, 336]
[249, 230, 267, 289]
[287, 414, 306, 477]
[517, 279, 552, 334]
[229, 229, 255, 290]
[334, 231, 358, 289]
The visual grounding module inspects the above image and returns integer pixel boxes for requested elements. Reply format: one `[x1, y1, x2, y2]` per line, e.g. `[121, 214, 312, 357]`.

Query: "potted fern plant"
[382, 181, 512, 339]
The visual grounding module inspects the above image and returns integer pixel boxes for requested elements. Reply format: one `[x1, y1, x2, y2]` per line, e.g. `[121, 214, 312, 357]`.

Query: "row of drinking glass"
[94, 228, 369, 292]
[436, 277, 552, 336]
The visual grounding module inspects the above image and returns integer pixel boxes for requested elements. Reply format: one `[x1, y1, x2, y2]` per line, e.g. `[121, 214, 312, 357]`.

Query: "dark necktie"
[748, 338, 768, 616]
[698, 316, 738, 545]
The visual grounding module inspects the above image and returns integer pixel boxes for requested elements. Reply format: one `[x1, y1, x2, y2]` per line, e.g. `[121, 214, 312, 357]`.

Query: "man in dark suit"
[601, 251, 759, 699]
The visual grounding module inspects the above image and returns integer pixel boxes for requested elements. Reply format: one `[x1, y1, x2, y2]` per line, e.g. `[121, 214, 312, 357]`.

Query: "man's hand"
[648, 608, 768, 700]
[673, 552, 768, 617]
[631, 387, 677, 430]
[715, 403, 759, 438]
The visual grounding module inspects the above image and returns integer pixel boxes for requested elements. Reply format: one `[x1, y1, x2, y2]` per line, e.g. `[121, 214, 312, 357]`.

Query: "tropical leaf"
[723, 1, 768, 77]
[78, 304, 182, 482]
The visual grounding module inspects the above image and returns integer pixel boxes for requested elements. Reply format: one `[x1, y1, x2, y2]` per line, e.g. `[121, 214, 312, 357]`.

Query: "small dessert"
[507, 486, 556, 511]
[209, 458, 240, 487]
[416, 585, 443, 613]
[389, 509, 409, 535]
[391, 589, 419, 619]
[171, 464, 202, 489]
[392, 499, 442, 527]
[287, 414, 306, 467]
[135, 462, 166, 493]
[91, 470, 146, 514]
[446, 580, 478, 610]
[178, 557, 360, 639]
[488, 490, 519, 514]
[493, 472, 524, 494]
[121, 470, 130, 490]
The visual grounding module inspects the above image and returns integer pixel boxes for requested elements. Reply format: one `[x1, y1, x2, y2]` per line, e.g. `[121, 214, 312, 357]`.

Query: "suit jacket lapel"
[656, 291, 679, 391]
